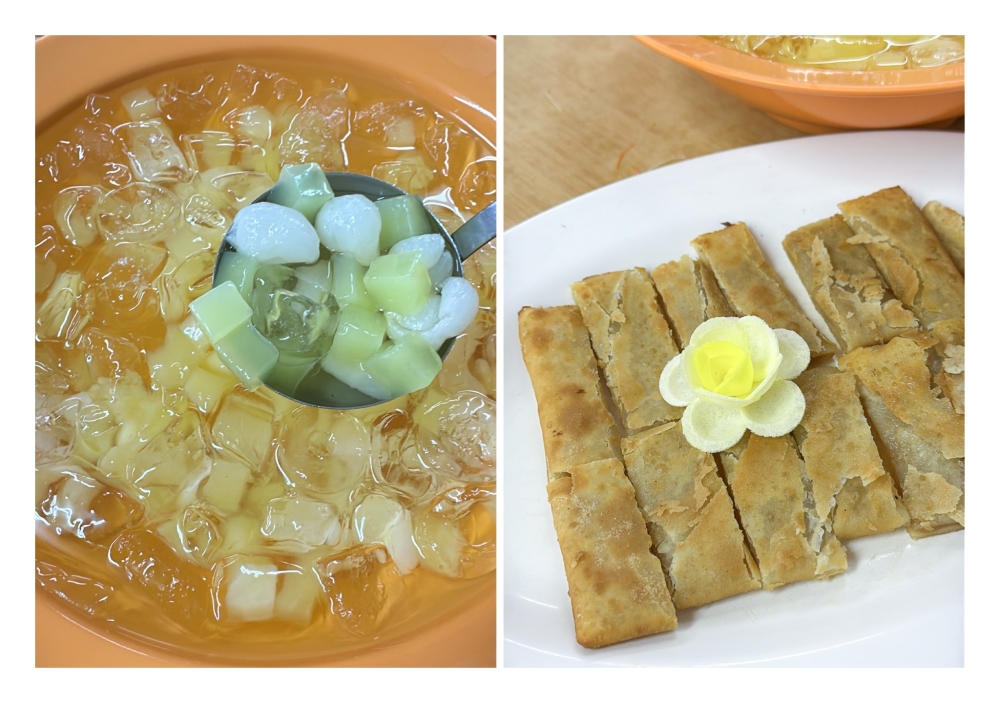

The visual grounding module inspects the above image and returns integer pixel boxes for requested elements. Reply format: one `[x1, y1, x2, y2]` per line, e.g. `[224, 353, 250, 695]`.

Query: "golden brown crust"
[622, 422, 760, 609]
[691, 223, 836, 359]
[571, 269, 682, 433]
[839, 337, 964, 460]
[927, 318, 965, 415]
[840, 337, 965, 539]
[518, 306, 619, 478]
[922, 201, 964, 275]
[839, 187, 964, 326]
[546, 458, 678, 648]
[792, 367, 908, 540]
[718, 434, 848, 589]
[650, 256, 733, 349]
[782, 215, 917, 352]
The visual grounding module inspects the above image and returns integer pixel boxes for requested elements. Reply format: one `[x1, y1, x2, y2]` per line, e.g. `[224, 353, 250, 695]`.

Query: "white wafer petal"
[740, 379, 805, 437]
[681, 399, 747, 453]
[773, 328, 811, 380]
[659, 354, 696, 406]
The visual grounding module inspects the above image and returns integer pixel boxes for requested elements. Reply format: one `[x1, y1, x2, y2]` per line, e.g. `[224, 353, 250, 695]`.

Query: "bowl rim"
[636, 35, 965, 95]
[35, 33, 496, 668]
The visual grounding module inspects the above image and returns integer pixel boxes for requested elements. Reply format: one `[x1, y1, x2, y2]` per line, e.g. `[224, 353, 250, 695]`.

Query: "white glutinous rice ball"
[230, 202, 320, 265]
[315, 194, 381, 266]
[421, 277, 479, 350]
[385, 295, 442, 341]
[389, 233, 446, 269]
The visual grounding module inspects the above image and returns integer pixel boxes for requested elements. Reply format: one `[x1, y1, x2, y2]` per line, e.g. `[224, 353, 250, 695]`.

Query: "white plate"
[503, 131, 964, 667]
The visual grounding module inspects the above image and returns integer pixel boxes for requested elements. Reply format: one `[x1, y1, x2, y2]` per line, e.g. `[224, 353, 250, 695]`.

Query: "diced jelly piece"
[252, 286, 337, 357]
[113, 119, 193, 183]
[120, 86, 160, 121]
[109, 527, 213, 628]
[420, 276, 480, 350]
[264, 349, 318, 397]
[54, 185, 105, 248]
[188, 281, 252, 344]
[95, 182, 181, 243]
[329, 305, 387, 362]
[413, 483, 496, 579]
[366, 335, 442, 398]
[222, 555, 279, 622]
[320, 350, 392, 401]
[274, 566, 321, 623]
[200, 451, 254, 513]
[371, 152, 435, 194]
[211, 389, 274, 468]
[147, 324, 204, 390]
[179, 131, 237, 171]
[263, 497, 342, 548]
[269, 163, 334, 222]
[363, 252, 431, 315]
[375, 194, 432, 252]
[315, 194, 380, 266]
[388, 232, 445, 269]
[275, 407, 370, 494]
[331, 253, 377, 311]
[292, 259, 333, 304]
[230, 202, 320, 265]
[213, 322, 280, 391]
[183, 366, 235, 416]
[353, 494, 419, 574]
[316, 545, 404, 636]
[215, 250, 262, 303]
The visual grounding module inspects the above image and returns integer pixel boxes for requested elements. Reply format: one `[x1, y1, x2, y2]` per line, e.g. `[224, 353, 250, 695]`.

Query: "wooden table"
[503, 36, 964, 230]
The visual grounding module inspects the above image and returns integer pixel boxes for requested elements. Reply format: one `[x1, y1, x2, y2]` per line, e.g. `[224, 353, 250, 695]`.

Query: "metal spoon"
[212, 171, 496, 410]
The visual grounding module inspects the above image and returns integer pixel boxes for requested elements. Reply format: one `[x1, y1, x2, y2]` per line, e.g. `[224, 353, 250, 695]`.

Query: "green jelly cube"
[375, 195, 432, 252]
[214, 322, 280, 391]
[329, 305, 387, 362]
[363, 252, 431, 315]
[189, 281, 253, 344]
[265, 350, 319, 397]
[331, 253, 377, 311]
[215, 251, 262, 303]
[268, 163, 334, 223]
[293, 259, 333, 304]
[364, 335, 442, 398]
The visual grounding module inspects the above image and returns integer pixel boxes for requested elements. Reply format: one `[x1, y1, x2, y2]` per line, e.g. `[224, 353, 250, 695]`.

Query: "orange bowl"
[35, 35, 496, 668]
[636, 35, 964, 134]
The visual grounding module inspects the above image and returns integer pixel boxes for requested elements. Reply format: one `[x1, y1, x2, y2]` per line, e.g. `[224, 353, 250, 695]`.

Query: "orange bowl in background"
[35, 35, 496, 668]
[636, 35, 964, 134]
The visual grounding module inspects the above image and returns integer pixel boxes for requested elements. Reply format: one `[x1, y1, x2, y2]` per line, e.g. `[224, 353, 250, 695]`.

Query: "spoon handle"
[453, 202, 496, 261]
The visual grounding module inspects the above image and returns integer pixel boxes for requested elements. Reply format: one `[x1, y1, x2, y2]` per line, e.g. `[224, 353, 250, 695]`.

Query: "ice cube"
[109, 527, 213, 627]
[226, 64, 303, 109]
[168, 501, 224, 563]
[221, 555, 279, 622]
[388, 233, 445, 270]
[78, 328, 147, 386]
[156, 249, 216, 324]
[37, 469, 142, 543]
[263, 496, 343, 550]
[230, 202, 320, 265]
[315, 195, 381, 266]
[200, 451, 254, 512]
[95, 182, 182, 243]
[351, 100, 427, 148]
[278, 88, 349, 170]
[35, 271, 91, 342]
[370, 410, 434, 502]
[421, 114, 480, 181]
[113, 119, 193, 184]
[274, 406, 369, 495]
[212, 390, 274, 469]
[413, 390, 496, 482]
[455, 156, 497, 213]
[38, 115, 132, 189]
[128, 413, 209, 496]
[419, 277, 479, 350]
[53, 186, 105, 248]
[353, 494, 419, 574]
[83, 240, 167, 346]
[315, 544, 404, 636]
[225, 105, 275, 144]
[180, 131, 238, 171]
[371, 152, 435, 194]
[413, 483, 496, 579]
[183, 365, 236, 416]
[208, 169, 275, 210]
[156, 72, 226, 127]
[35, 556, 116, 620]
[252, 285, 337, 357]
